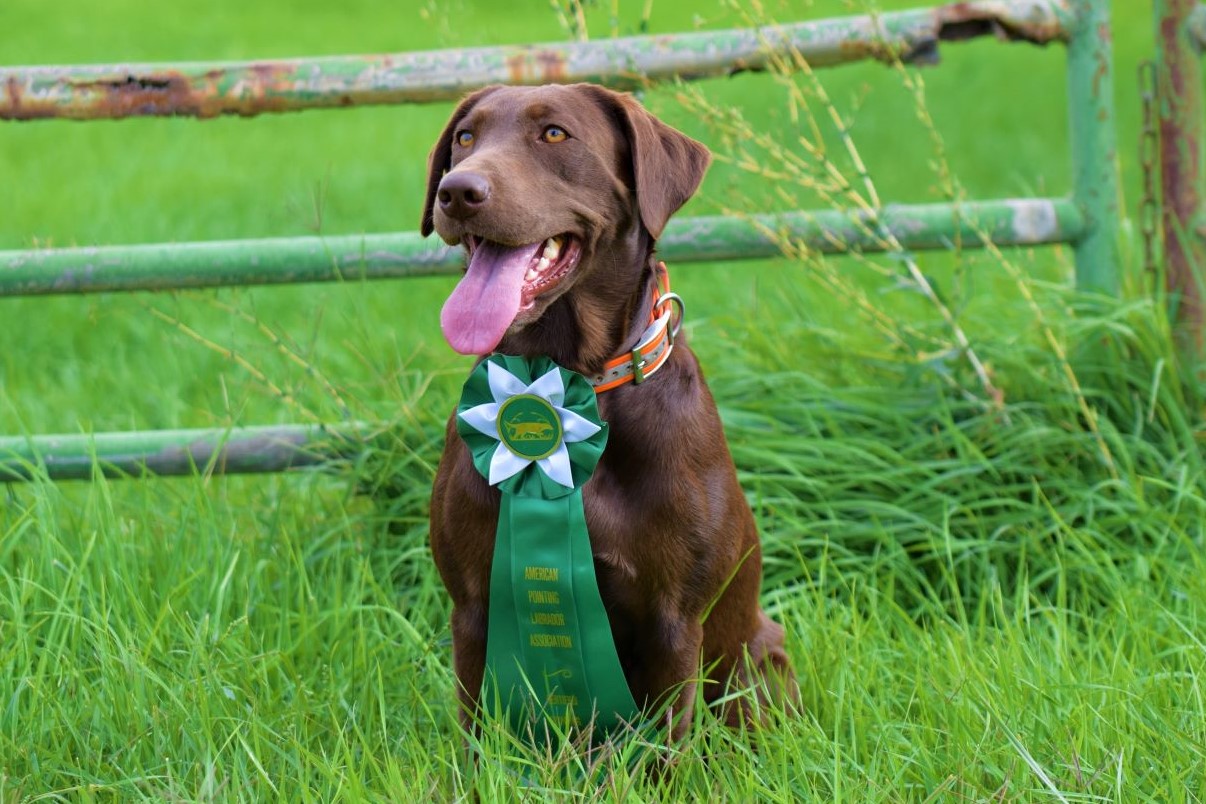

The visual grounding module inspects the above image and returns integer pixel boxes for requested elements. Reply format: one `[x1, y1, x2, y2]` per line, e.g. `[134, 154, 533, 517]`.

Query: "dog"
[423, 83, 793, 734]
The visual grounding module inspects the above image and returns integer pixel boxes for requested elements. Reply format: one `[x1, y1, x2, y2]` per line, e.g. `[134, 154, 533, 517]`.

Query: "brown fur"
[423, 84, 794, 734]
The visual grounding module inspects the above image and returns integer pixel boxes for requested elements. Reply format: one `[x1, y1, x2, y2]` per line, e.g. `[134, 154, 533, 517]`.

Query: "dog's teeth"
[544, 238, 561, 260]
[525, 268, 537, 281]
[536, 257, 551, 273]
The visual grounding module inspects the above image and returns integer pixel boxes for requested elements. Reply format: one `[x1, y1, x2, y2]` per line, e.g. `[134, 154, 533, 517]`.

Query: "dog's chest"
[579, 447, 685, 592]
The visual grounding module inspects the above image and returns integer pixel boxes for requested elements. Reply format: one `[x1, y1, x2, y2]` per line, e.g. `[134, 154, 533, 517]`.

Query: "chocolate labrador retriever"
[423, 83, 793, 733]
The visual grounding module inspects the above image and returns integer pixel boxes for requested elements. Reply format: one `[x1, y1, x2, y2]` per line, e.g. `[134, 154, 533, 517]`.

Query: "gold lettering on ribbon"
[527, 590, 561, 605]
[530, 612, 566, 626]
[524, 566, 560, 582]
[547, 694, 578, 707]
[529, 633, 573, 649]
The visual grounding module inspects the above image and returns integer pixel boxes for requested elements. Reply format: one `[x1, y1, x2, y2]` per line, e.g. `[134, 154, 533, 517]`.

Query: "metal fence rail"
[0, 199, 1084, 297]
[0, 424, 369, 482]
[1, 0, 1138, 483]
[1, 0, 1066, 121]
[1158, 0, 1205, 349]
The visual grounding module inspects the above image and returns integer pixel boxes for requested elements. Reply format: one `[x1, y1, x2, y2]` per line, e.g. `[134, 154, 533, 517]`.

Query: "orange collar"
[588, 262, 683, 394]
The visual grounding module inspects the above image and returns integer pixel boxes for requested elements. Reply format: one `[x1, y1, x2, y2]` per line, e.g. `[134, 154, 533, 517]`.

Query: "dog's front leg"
[450, 600, 488, 732]
[634, 615, 704, 740]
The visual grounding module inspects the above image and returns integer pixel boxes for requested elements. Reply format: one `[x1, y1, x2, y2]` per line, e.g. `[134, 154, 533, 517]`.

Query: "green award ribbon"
[456, 354, 639, 734]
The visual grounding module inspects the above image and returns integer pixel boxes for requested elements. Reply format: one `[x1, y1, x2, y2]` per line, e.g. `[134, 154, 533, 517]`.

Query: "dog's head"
[421, 84, 710, 358]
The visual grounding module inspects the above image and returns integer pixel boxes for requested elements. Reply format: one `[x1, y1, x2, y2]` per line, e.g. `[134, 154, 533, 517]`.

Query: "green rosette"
[456, 354, 638, 734]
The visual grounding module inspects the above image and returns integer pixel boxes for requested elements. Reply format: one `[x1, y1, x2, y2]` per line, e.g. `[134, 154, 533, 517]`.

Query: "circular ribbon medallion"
[497, 394, 563, 460]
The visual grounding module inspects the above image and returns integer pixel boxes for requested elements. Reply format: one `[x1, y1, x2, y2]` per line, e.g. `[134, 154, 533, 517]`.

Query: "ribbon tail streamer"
[484, 490, 637, 733]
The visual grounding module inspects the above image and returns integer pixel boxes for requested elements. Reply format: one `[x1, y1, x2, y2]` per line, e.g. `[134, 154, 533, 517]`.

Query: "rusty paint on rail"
[1157, 0, 1205, 349]
[0, 0, 1069, 121]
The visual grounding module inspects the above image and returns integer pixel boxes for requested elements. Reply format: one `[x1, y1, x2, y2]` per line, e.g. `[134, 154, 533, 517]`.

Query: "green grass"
[3, 0, 1205, 800]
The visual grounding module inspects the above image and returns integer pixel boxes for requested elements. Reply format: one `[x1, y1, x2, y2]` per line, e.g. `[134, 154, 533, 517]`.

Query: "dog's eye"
[456, 130, 475, 148]
[540, 126, 569, 144]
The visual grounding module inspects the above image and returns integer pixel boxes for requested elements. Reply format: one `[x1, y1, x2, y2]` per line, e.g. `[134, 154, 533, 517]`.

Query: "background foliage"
[2, 0, 1203, 800]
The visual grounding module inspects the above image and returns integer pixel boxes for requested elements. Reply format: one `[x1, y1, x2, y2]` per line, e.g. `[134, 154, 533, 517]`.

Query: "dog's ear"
[585, 86, 712, 239]
[421, 86, 501, 237]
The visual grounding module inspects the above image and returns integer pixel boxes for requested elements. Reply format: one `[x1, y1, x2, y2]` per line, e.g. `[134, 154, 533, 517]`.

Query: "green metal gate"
[0, 0, 1179, 482]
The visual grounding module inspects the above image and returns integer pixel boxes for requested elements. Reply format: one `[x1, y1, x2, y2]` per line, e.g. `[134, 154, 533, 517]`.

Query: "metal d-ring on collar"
[588, 290, 685, 392]
[658, 292, 685, 342]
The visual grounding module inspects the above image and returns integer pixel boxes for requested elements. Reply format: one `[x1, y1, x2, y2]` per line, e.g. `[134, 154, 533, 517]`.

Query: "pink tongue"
[440, 239, 541, 355]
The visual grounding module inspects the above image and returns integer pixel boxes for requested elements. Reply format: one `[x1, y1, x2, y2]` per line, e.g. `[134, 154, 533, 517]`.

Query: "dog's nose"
[437, 171, 491, 220]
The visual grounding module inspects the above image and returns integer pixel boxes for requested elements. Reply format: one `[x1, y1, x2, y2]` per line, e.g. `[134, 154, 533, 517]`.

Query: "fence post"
[1155, 0, 1205, 351]
[1066, 0, 1121, 295]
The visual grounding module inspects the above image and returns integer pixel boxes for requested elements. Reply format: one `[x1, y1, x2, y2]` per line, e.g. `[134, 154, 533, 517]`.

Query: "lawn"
[2, 0, 1205, 800]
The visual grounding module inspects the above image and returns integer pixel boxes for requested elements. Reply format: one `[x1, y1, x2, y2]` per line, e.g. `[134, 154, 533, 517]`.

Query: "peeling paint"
[1006, 199, 1059, 242]
[934, 0, 1068, 45]
[1187, 4, 1206, 52]
[74, 72, 202, 118]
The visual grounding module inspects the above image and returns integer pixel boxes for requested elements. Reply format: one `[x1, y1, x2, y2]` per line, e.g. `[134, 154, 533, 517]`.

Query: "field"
[3, 0, 1205, 800]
